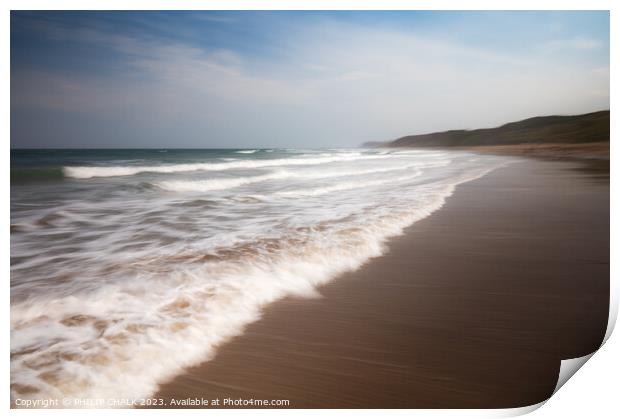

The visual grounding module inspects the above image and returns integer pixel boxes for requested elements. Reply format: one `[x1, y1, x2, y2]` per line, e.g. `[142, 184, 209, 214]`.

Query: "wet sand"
[463, 142, 610, 160]
[154, 158, 609, 408]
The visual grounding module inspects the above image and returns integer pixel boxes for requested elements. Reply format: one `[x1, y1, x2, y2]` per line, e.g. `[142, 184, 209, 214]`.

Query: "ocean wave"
[235, 149, 258, 154]
[154, 171, 292, 192]
[152, 164, 421, 193]
[276, 172, 423, 197]
[10, 164, 501, 404]
[62, 154, 392, 179]
[11, 146, 508, 406]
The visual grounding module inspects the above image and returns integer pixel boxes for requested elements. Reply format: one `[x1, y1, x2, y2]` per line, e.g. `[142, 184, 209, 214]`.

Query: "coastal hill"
[376, 110, 609, 148]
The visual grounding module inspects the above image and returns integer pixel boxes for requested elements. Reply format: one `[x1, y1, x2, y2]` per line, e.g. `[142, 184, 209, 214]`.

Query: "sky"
[11, 11, 610, 148]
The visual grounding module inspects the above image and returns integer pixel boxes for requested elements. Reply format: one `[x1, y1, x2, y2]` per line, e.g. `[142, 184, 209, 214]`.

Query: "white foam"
[11, 162, 502, 405]
[12, 148, 508, 406]
[152, 164, 421, 193]
[63, 154, 391, 179]
[235, 149, 258, 154]
[154, 171, 291, 192]
[276, 172, 423, 197]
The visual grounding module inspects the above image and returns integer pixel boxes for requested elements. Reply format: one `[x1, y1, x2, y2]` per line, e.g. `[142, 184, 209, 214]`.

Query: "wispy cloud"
[190, 13, 239, 24]
[544, 36, 603, 51]
[11, 12, 610, 147]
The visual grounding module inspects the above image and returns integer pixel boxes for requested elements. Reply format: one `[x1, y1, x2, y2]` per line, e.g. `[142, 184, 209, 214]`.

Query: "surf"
[11, 148, 507, 404]
[62, 153, 394, 179]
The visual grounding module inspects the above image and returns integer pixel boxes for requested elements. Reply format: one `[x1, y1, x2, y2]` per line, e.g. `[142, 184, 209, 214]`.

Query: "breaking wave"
[11, 148, 506, 405]
[62, 153, 391, 179]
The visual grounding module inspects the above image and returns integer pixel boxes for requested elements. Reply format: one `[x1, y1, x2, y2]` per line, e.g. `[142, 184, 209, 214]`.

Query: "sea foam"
[151, 164, 425, 193]
[11, 149, 505, 405]
[62, 153, 391, 179]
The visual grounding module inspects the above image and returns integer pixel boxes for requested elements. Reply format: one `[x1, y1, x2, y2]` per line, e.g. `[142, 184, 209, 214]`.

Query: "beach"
[11, 148, 508, 403]
[10, 9, 611, 411]
[153, 157, 609, 408]
[463, 142, 610, 160]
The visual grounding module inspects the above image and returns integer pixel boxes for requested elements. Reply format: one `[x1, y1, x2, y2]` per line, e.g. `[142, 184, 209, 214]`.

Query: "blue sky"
[11, 11, 610, 148]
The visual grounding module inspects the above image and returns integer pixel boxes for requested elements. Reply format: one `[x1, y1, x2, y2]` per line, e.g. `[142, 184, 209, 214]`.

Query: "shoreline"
[152, 156, 609, 408]
[382, 142, 609, 161]
[460, 142, 609, 160]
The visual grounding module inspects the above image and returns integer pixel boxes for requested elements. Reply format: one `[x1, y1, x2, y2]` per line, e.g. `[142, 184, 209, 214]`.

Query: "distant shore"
[152, 156, 609, 408]
[369, 110, 610, 161]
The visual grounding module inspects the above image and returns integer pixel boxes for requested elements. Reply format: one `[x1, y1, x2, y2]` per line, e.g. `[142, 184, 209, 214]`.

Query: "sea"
[10, 148, 506, 402]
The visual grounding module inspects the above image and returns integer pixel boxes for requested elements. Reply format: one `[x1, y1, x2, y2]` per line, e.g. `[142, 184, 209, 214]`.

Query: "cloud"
[544, 36, 603, 51]
[11, 14, 610, 147]
[190, 13, 239, 24]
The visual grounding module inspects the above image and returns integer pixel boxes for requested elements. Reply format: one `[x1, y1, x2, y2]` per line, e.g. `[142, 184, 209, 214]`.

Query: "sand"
[462, 141, 610, 160]
[153, 157, 609, 408]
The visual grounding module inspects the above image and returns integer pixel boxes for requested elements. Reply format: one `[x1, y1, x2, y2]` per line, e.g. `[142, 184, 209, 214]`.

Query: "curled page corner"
[603, 294, 618, 344]
[495, 401, 546, 418]
[547, 289, 619, 394]
[493, 352, 597, 418]
[552, 353, 595, 395]
[546, 299, 614, 402]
